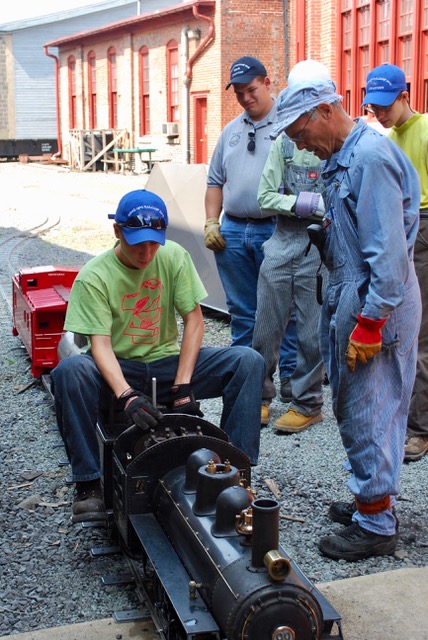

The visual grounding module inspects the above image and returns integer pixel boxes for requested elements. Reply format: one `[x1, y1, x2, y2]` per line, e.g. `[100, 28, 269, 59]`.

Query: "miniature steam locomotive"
[95, 394, 344, 640]
[11, 262, 344, 640]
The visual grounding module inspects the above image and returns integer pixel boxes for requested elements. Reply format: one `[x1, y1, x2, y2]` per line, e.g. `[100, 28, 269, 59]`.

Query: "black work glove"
[170, 384, 204, 417]
[118, 389, 163, 432]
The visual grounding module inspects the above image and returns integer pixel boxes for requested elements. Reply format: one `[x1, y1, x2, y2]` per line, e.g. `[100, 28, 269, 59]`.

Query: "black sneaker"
[328, 500, 399, 529]
[72, 479, 107, 524]
[329, 500, 356, 526]
[279, 378, 293, 403]
[319, 522, 397, 561]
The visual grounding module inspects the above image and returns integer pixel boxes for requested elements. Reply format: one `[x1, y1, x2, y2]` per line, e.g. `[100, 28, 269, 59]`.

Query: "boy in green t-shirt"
[51, 189, 264, 523]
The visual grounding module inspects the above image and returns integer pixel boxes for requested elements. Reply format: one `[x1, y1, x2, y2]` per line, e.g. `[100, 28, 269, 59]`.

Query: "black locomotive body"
[101, 413, 344, 640]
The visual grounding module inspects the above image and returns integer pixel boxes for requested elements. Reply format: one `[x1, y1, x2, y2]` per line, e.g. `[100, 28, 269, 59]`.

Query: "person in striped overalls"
[253, 132, 326, 432]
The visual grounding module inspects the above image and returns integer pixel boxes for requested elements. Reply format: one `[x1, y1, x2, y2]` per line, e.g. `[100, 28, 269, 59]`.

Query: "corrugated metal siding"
[9, 0, 178, 140]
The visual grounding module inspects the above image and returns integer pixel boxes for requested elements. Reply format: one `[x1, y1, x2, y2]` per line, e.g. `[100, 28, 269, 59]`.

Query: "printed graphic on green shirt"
[122, 278, 162, 344]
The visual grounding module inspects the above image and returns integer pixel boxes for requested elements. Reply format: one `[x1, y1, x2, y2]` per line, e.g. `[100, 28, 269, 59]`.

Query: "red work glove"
[346, 313, 387, 373]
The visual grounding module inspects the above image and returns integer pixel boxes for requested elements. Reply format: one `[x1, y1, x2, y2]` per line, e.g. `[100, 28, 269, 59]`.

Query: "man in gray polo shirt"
[204, 56, 297, 425]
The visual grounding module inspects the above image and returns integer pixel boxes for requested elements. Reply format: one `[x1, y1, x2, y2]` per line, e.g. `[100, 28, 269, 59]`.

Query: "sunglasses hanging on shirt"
[247, 130, 256, 152]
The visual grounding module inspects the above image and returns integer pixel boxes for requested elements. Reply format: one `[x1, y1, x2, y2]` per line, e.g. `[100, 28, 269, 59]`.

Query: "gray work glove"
[293, 192, 325, 219]
[118, 389, 163, 431]
[204, 217, 226, 251]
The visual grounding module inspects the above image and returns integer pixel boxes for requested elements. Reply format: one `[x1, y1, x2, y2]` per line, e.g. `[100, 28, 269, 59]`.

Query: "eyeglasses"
[247, 130, 256, 152]
[365, 101, 396, 117]
[116, 213, 167, 230]
[288, 109, 315, 142]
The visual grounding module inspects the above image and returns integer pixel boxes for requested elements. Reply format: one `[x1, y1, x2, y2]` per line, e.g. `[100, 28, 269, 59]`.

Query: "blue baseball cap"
[226, 56, 267, 89]
[362, 64, 407, 107]
[108, 189, 168, 245]
[270, 77, 342, 139]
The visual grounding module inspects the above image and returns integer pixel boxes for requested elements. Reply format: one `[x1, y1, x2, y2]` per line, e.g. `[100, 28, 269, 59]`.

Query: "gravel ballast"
[1, 163, 428, 637]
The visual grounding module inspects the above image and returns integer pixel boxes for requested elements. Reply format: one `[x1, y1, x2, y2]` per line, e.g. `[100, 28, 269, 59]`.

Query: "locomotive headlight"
[263, 549, 291, 581]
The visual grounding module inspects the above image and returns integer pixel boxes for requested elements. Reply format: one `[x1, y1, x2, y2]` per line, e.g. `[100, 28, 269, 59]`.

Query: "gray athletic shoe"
[319, 522, 397, 561]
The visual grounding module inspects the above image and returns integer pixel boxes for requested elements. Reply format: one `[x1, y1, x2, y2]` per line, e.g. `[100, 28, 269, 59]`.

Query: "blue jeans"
[279, 307, 297, 380]
[51, 345, 265, 477]
[215, 215, 297, 374]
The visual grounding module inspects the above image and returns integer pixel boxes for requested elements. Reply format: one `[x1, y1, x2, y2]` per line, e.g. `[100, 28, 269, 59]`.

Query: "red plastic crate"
[12, 266, 81, 377]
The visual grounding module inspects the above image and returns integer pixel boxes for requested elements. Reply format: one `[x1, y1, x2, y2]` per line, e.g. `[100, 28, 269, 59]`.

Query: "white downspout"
[181, 26, 190, 164]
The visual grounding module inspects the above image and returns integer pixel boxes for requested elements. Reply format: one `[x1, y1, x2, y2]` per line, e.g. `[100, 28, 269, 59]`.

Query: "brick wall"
[58, 15, 216, 163]
[56, 0, 289, 165]
[55, 0, 343, 165]
[287, 0, 337, 82]
[26, 0, 428, 164]
[219, 0, 286, 123]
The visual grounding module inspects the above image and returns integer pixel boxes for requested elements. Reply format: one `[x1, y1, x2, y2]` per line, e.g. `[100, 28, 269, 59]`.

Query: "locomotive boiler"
[107, 414, 344, 640]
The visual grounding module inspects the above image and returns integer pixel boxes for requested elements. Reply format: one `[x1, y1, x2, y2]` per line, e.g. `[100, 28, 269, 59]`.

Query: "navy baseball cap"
[108, 189, 168, 245]
[362, 64, 407, 107]
[226, 56, 267, 89]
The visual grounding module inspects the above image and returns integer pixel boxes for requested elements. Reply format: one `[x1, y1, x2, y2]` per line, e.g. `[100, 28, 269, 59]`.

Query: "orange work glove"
[204, 217, 226, 252]
[346, 313, 387, 373]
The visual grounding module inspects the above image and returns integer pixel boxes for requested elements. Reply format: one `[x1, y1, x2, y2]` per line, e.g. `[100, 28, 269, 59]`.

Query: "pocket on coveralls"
[382, 281, 420, 356]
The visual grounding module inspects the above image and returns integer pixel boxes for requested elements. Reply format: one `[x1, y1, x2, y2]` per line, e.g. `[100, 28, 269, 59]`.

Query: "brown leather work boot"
[274, 408, 322, 433]
[72, 479, 107, 524]
[404, 435, 428, 462]
[261, 401, 271, 427]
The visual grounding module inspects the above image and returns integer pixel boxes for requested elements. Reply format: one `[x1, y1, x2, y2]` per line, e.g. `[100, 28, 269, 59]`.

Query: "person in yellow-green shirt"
[363, 63, 428, 462]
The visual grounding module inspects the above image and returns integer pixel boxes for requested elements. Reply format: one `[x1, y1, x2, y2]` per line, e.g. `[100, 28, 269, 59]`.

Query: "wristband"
[118, 387, 133, 399]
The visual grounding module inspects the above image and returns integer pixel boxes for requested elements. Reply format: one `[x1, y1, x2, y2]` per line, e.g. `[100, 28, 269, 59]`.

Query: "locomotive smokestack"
[251, 498, 280, 567]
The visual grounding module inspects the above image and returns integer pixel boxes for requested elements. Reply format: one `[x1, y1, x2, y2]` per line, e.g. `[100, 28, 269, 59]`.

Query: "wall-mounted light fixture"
[187, 28, 201, 40]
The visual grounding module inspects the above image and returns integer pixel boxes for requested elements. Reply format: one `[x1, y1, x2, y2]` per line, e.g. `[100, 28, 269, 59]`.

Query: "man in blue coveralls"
[271, 66, 421, 560]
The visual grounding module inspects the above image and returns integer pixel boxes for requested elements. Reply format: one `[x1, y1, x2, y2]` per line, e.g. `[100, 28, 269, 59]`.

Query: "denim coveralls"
[320, 119, 421, 536]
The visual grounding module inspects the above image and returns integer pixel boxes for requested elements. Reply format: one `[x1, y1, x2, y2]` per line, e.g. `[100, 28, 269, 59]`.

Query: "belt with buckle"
[226, 214, 276, 223]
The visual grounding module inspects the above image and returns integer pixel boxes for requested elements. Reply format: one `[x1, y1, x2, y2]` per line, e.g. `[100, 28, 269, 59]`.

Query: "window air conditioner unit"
[161, 122, 179, 137]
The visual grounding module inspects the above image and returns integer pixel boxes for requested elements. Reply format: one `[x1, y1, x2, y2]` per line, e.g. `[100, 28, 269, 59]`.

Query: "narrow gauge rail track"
[0, 215, 61, 314]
